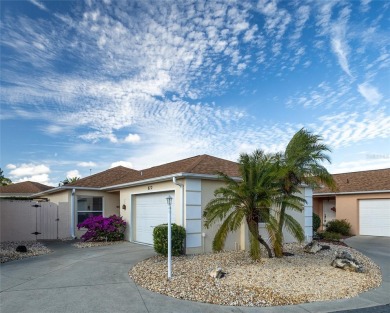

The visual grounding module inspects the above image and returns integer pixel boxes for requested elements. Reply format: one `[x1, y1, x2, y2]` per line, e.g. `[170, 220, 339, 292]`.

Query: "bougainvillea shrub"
[77, 215, 126, 242]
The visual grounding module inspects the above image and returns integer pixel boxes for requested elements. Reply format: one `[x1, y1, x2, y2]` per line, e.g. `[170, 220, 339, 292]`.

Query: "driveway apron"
[0, 237, 389, 313]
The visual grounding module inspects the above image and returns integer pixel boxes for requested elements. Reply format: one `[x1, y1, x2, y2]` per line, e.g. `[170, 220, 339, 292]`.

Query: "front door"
[323, 199, 336, 229]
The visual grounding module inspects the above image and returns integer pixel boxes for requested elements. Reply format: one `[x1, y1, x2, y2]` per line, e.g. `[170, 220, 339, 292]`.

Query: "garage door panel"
[359, 199, 390, 237]
[135, 192, 175, 245]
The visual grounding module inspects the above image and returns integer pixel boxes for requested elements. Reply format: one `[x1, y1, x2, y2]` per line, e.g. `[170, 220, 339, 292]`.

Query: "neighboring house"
[33, 154, 313, 253]
[313, 168, 390, 237]
[0, 181, 53, 198]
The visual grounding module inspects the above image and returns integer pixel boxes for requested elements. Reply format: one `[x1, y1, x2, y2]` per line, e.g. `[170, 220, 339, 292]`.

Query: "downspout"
[70, 188, 76, 238]
[172, 177, 184, 227]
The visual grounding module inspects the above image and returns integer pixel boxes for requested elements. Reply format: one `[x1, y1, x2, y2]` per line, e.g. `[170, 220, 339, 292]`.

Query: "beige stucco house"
[313, 168, 390, 237]
[33, 154, 313, 253]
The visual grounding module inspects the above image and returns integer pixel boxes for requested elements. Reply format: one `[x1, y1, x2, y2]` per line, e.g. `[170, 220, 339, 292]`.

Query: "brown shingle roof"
[137, 154, 240, 180]
[66, 166, 140, 188]
[43, 155, 240, 191]
[314, 168, 390, 194]
[0, 181, 53, 194]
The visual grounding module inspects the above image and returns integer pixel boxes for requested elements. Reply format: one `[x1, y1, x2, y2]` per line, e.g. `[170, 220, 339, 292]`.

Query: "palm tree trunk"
[274, 202, 286, 257]
[257, 234, 273, 258]
[247, 217, 273, 258]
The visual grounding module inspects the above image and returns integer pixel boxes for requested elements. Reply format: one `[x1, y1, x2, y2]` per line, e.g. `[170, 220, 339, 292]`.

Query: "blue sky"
[1, 0, 389, 186]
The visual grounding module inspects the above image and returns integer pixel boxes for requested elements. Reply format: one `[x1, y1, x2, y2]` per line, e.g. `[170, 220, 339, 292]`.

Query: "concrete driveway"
[0, 237, 389, 313]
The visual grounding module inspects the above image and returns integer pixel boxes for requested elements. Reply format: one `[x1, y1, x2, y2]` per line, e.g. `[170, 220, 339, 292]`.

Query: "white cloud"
[77, 161, 97, 167]
[8, 163, 54, 185]
[124, 133, 141, 143]
[358, 83, 383, 105]
[16, 174, 52, 185]
[66, 170, 81, 179]
[45, 125, 64, 135]
[331, 28, 352, 77]
[9, 164, 50, 177]
[110, 161, 133, 168]
[29, 0, 48, 11]
[329, 158, 390, 174]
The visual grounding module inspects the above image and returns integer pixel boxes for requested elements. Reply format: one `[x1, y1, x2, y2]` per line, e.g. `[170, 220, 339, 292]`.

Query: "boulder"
[331, 250, 364, 273]
[209, 267, 226, 279]
[304, 241, 323, 254]
[16, 245, 27, 253]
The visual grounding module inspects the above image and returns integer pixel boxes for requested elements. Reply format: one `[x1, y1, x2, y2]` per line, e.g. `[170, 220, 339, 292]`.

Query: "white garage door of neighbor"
[135, 192, 175, 245]
[359, 199, 390, 237]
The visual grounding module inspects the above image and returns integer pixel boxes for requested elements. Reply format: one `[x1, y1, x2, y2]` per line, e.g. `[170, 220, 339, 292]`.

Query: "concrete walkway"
[0, 236, 389, 313]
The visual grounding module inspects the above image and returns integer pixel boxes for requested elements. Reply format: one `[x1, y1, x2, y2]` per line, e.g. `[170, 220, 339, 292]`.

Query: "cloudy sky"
[1, 0, 389, 186]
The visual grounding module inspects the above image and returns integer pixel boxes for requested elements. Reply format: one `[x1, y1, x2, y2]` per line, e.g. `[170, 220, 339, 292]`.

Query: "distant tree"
[0, 168, 12, 186]
[61, 177, 80, 185]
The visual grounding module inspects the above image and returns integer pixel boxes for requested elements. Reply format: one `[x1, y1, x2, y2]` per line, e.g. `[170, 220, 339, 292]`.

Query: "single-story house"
[0, 181, 53, 198]
[32, 154, 313, 253]
[313, 168, 390, 237]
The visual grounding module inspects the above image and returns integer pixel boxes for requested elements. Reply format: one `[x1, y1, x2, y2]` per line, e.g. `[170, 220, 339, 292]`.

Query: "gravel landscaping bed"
[72, 241, 126, 248]
[0, 241, 52, 263]
[130, 243, 382, 307]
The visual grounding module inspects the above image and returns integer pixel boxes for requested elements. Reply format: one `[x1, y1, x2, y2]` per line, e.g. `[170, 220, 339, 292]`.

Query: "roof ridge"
[66, 166, 137, 186]
[332, 168, 390, 175]
[186, 154, 208, 172]
[140, 155, 202, 171]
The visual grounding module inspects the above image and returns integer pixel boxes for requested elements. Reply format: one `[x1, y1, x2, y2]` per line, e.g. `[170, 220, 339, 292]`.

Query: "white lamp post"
[166, 195, 172, 279]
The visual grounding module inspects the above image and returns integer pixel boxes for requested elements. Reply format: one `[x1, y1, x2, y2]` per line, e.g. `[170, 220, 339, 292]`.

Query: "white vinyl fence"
[0, 199, 70, 242]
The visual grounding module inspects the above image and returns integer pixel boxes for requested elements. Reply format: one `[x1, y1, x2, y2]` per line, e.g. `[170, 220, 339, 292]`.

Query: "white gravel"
[129, 243, 382, 307]
[0, 241, 52, 263]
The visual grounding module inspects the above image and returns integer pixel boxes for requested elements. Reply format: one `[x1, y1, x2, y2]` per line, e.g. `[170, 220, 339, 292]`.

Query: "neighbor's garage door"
[359, 199, 390, 237]
[134, 192, 175, 245]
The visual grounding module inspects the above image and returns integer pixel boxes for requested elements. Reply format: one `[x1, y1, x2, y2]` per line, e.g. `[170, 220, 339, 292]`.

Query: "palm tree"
[0, 168, 12, 186]
[61, 177, 80, 185]
[203, 150, 277, 260]
[272, 128, 335, 257]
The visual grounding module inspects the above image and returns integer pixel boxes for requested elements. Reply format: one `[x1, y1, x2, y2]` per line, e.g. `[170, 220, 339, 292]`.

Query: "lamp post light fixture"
[166, 195, 173, 279]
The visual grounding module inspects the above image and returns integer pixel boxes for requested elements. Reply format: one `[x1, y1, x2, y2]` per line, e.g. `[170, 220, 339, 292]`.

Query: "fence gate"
[0, 200, 70, 242]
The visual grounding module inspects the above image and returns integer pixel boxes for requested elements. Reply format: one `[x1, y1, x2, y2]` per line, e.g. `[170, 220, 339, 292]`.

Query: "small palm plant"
[203, 150, 278, 260]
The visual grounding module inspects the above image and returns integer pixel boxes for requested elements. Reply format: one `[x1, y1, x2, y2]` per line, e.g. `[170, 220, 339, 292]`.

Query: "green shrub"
[321, 231, 342, 241]
[326, 219, 351, 236]
[313, 212, 321, 232]
[153, 223, 186, 256]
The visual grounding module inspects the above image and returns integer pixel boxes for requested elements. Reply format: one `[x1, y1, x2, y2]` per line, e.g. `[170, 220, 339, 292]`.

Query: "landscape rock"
[331, 250, 365, 273]
[130, 243, 382, 307]
[16, 245, 27, 253]
[304, 241, 323, 254]
[1, 241, 51, 263]
[209, 267, 226, 279]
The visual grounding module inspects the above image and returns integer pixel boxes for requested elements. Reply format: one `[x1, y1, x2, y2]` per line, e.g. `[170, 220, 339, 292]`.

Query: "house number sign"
[148, 186, 153, 190]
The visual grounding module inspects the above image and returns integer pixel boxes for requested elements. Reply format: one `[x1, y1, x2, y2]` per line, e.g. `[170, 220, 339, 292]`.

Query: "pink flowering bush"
[77, 215, 126, 242]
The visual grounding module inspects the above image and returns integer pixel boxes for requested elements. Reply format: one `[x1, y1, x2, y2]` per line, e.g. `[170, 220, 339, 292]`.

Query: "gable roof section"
[34, 155, 240, 195]
[66, 166, 140, 188]
[0, 181, 53, 195]
[314, 168, 390, 194]
[138, 154, 240, 180]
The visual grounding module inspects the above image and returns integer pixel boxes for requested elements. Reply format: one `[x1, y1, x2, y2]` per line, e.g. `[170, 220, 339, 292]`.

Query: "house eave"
[32, 186, 102, 197]
[313, 190, 390, 196]
[102, 172, 242, 191]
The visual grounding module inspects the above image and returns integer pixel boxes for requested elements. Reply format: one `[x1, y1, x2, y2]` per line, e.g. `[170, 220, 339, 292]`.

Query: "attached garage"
[359, 199, 390, 237]
[134, 192, 175, 245]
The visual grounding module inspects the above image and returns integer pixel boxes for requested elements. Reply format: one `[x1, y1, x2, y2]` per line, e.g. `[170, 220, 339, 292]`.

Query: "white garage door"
[134, 192, 175, 245]
[359, 199, 390, 237]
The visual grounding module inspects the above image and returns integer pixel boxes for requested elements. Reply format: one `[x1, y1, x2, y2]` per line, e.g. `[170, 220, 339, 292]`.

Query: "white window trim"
[76, 196, 104, 224]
